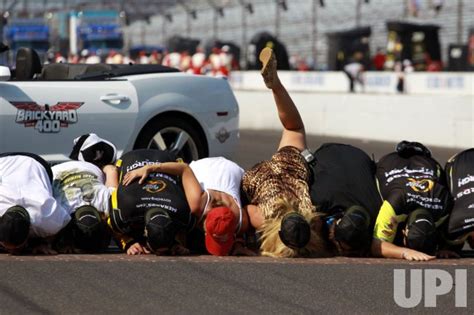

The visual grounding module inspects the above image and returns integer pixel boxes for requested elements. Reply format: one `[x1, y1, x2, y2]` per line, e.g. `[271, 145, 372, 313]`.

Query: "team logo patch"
[10, 101, 84, 133]
[143, 179, 166, 193]
[216, 127, 230, 143]
[406, 178, 434, 193]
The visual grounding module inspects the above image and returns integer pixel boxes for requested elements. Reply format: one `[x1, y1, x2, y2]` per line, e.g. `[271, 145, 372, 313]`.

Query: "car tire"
[134, 116, 207, 162]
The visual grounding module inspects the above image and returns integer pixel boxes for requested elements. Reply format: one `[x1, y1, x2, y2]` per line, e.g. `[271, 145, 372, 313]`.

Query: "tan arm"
[102, 164, 119, 188]
[245, 204, 265, 230]
[371, 238, 435, 261]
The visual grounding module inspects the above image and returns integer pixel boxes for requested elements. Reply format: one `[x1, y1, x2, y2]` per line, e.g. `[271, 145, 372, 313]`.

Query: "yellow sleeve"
[108, 177, 135, 250]
[107, 216, 134, 251]
[373, 200, 407, 243]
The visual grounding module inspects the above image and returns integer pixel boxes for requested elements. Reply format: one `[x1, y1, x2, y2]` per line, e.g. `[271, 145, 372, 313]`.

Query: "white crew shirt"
[52, 161, 114, 216]
[189, 157, 244, 213]
[0, 155, 70, 238]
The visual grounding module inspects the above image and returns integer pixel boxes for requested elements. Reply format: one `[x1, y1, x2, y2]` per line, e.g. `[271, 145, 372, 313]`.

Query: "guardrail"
[231, 71, 474, 149]
[229, 71, 474, 96]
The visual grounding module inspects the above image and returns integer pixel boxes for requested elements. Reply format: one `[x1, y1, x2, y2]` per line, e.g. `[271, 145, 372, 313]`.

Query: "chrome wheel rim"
[147, 127, 199, 162]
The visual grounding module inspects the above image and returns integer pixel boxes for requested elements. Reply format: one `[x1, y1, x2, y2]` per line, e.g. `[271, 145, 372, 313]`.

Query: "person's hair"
[258, 197, 332, 258]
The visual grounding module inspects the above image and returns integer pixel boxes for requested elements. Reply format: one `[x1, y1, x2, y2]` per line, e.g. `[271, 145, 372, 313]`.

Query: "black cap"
[145, 208, 178, 252]
[396, 140, 432, 158]
[73, 205, 106, 252]
[279, 212, 311, 249]
[406, 208, 437, 255]
[0, 206, 30, 246]
[334, 205, 371, 250]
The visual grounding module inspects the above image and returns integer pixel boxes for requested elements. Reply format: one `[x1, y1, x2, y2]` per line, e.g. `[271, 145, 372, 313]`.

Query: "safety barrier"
[229, 71, 474, 96]
[232, 72, 474, 149]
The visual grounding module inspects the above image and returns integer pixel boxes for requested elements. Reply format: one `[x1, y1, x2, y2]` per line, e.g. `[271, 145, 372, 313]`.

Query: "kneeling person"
[0, 153, 70, 254]
[371, 141, 451, 261]
[443, 148, 474, 252]
[52, 134, 118, 253]
[308, 143, 382, 256]
[52, 160, 118, 253]
[111, 149, 195, 255]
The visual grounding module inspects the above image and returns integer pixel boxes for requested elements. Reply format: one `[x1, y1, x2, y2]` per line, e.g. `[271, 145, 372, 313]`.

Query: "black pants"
[344, 70, 355, 92]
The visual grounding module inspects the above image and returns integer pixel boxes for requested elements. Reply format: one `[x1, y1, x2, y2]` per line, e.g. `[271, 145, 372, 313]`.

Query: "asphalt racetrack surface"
[0, 130, 472, 314]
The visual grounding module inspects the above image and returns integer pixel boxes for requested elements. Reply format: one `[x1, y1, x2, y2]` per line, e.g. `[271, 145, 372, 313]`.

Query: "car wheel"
[135, 116, 207, 162]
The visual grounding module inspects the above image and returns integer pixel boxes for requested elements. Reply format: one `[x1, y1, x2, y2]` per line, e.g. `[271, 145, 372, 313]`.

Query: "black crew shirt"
[309, 143, 382, 225]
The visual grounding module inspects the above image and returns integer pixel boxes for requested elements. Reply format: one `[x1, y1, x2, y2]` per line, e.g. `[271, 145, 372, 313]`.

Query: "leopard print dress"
[242, 146, 315, 219]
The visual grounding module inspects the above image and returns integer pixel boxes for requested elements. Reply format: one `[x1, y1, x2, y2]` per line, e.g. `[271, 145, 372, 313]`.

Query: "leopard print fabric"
[242, 146, 315, 219]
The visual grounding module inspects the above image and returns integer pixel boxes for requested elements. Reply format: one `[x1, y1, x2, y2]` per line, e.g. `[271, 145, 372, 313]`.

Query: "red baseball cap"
[205, 207, 236, 256]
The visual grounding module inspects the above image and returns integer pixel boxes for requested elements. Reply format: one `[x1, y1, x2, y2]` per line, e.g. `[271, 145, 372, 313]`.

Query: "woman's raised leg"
[260, 47, 307, 151]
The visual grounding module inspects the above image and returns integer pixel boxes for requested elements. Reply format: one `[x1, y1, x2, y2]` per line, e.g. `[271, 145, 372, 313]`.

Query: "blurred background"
[0, 0, 472, 73]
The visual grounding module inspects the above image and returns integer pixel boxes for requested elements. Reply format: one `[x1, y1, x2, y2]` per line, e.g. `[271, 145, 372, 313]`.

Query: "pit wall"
[230, 71, 474, 149]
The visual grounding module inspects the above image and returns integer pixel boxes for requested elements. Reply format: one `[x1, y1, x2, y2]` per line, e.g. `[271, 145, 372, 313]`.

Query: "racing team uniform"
[445, 148, 474, 238]
[52, 160, 114, 216]
[0, 153, 70, 238]
[373, 150, 451, 244]
[308, 143, 382, 226]
[109, 149, 194, 251]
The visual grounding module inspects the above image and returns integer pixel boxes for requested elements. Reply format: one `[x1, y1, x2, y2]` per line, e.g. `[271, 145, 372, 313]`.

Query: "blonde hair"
[258, 197, 333, 258]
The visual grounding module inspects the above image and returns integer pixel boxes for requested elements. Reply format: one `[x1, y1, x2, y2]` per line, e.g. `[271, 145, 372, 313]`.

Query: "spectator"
[409, 0, 421, 17]
[68, 53, 79, 64]
[180, 51, 192, 72]
[85, 51, 100, 64]
[149, 50, 162, 65]
[54, 52, 66, 63]
[122, 54, 133, 65]
[296, 57, 310, 71]
[396, 59, 414, 93]
[137, 50, 149, 64]
[112, 52, 124, 64]
[163, 50, 181, 69]
[79, 49, 89, 63]
[209, 47, 223, 76]
[105, 50, 116, 64]
[432, 0, 444, 15]
[190, 47, 207, 75]
[372, 47, 386, 71]
[343, 52, 365, 93]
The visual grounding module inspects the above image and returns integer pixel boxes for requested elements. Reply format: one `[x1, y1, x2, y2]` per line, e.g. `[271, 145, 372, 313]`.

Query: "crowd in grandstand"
[47, 45, 240, 77]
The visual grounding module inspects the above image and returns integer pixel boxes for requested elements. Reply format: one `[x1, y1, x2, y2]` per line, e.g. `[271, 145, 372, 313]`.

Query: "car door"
[0, 80, 139, 161]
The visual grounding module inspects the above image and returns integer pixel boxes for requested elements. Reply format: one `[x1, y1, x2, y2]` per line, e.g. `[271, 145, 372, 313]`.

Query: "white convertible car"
[0, 48, 239, 163]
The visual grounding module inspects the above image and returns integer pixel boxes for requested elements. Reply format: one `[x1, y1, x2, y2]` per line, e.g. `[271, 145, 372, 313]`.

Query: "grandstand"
[124, 0, 474, 69]
[0, 0, 472, 69]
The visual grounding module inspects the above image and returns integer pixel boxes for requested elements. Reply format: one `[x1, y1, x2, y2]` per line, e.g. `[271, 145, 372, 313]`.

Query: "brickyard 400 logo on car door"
[9, 101, 84, 133]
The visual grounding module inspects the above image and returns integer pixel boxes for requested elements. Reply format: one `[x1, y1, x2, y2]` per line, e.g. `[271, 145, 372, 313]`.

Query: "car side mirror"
[0, 66, 11, 81]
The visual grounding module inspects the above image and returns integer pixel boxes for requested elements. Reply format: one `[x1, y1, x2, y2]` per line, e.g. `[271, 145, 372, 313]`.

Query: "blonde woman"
[242, 48, 332, 258]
